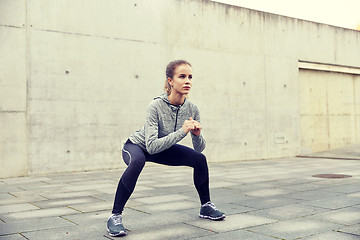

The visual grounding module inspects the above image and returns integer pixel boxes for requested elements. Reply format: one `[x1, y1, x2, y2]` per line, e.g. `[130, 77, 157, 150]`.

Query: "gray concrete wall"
[1, 0, 360, 177]
[0, 0, 28, 178]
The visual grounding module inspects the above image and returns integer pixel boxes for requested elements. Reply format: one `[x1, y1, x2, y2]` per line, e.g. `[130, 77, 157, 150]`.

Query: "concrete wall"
[0, 0, 28, 178]
[1, 0, 360, 177]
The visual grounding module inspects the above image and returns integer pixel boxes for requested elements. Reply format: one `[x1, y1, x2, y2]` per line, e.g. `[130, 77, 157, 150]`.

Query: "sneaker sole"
[107, 228, 127, 237]
[199, 214, 226, 221]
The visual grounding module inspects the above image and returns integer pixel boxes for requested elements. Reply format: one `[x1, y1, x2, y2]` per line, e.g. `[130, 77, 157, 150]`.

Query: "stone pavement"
[1, 145, 360, 240]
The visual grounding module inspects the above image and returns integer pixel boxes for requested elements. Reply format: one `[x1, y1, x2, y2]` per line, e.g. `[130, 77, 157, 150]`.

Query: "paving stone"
[320, 184, 360, 194]
[308, 207, 360, 225]
[250, 203, 329, 220]
[337, 225, 360, 236]
[2, 177, 51, 185]
[303, 195, 360, 210]
[280, 182, 328, 192]
[209, 181, 238, 188]
[0, 207, 79, 223]
[131, 200, 198, 213]
[0, 193, 26, 205]
[249, 218, 344, 239]
[243, 187, 293, 197]
[64, 183, 116, 192]
[120, 223, 213, 240]
[215, 203, 256, 215]
[240, 196, 300, 210]
[0, 217, 74, 235]
[347, 192, 360, 198]
[0, 185, 24, 194]
[69, 201, 112, 213]
[0, 234, 27, 240]
[301, 231, 360, 240]
[0, 203, 39, 214]
[21, 224, 108, 240]
[61, 210, 112, 225]
[286, 189, 342, 201]
[187, 213, 277, 233]
[31, 196, 102, 209]
[123, 211, 192, 232]
[135, 194, 189, 204]
[41, 190, 102, 199]
[6, 191, 48, 202]
[192, 229, 278, 240]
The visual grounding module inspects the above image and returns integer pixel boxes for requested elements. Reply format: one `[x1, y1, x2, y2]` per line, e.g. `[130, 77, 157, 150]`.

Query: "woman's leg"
[147, 144, 210, 205]
[112, 141, 146, 214]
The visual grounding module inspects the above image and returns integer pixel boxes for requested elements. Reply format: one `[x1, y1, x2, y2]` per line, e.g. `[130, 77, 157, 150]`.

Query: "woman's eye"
[189, 75, 192, 79]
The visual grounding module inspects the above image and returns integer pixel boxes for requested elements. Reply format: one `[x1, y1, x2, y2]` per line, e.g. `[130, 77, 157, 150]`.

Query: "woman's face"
[168, 64, 193, 96]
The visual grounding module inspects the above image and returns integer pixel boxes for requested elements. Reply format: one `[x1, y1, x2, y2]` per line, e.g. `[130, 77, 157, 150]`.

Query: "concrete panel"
[300, 115, 329, 153]
[265, 56, 300, 158]
[334, 28, 360, 66]
[299, 69, 359, 153]
[27, 29, 165, 173]
[326, 72, 355, 115]
[355, 76, 360, 143]
[299, 70, 327, 115]
[264, 14, 299, 57]
[0, 27, 26, 112]
[328, 115, 356, 149]
[27, 0, 178, 46]
[0, 0, 26, 27]
[0, 112, 27, 178]
[353, 75, 360, 115]
[297, 22, 337, 63]
[27, 0, 268, 55]
[196, 52, 267, 161]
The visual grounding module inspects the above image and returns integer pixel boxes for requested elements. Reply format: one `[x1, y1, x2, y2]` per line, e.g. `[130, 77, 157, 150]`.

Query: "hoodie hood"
[155, 93, 186, 109]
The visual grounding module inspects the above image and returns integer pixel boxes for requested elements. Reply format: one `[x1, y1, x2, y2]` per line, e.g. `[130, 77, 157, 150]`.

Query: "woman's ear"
[167, 77, 173, 86]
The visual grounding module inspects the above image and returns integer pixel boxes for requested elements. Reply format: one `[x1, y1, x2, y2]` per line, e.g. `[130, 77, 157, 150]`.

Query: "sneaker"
[107, 214, 127, 237]
[199, 202, 225, 220]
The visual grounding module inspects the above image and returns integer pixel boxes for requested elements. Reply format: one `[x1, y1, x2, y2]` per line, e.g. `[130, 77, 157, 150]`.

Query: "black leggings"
[112, 139, 211, 214]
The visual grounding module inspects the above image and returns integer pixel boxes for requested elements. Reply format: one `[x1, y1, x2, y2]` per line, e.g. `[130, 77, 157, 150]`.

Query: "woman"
[107, 60, 225, 237]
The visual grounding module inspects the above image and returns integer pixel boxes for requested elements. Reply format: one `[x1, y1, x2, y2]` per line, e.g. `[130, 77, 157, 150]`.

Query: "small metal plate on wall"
[312, 174, 352, 179]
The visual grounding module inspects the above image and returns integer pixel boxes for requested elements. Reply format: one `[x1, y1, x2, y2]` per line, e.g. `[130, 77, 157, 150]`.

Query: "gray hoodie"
[128, 93, 206, 154]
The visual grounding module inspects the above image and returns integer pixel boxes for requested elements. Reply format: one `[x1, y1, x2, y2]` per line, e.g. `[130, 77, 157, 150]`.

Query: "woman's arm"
[144, 104, 187, 154]
[191, 109, 206, 152]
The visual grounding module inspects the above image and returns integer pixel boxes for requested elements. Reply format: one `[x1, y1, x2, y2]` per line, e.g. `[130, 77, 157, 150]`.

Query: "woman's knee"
[122, 143, 146, 168]
[130, 156, 146, 170]
[195, 153, 208, 168]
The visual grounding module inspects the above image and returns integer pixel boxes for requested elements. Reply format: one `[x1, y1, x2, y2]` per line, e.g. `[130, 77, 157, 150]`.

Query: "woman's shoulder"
[184, 98, 199, 112]
[146, 95, 168, 112]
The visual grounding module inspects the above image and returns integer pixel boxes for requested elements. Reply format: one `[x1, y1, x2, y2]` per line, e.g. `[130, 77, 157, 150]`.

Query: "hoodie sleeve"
[144, 102, 187, 154]
[191, 105, 206, 152]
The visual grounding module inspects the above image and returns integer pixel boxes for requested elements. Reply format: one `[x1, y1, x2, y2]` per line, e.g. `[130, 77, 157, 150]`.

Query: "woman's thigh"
[146, 144, 205, 167]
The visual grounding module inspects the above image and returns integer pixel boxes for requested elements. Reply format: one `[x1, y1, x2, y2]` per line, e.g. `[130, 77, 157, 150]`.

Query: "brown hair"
[164, 60, 192, 95]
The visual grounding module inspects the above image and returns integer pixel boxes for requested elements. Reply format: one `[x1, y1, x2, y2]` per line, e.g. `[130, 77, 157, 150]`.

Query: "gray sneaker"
[199, 202, 225, 220]
[107, 214, 127, 237]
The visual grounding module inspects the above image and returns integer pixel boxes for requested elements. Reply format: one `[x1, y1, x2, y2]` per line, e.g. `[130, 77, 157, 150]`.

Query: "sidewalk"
[1, 146, 360, 240]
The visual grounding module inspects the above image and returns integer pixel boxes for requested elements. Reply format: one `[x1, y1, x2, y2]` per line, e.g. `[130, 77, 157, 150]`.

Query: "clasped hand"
[182, 117, 202, 136]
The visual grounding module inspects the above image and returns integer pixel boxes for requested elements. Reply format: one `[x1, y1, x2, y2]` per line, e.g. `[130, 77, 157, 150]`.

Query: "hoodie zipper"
[174, 108, 180, 132]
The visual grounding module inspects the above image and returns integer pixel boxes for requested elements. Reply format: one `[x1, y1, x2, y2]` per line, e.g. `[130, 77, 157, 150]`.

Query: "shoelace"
[205, 202, 218, 210]
[112, 214, 123, 226]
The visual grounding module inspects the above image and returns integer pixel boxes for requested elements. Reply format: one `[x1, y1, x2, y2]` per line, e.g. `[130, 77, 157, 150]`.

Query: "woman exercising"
[107, 60, 225, 237]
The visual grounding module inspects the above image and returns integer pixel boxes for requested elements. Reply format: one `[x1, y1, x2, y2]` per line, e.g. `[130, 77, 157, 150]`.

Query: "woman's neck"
[168, 92, 186, 106]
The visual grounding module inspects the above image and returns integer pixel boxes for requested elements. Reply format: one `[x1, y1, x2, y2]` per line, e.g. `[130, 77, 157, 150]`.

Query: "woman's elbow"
[146, 142, 157, 155]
